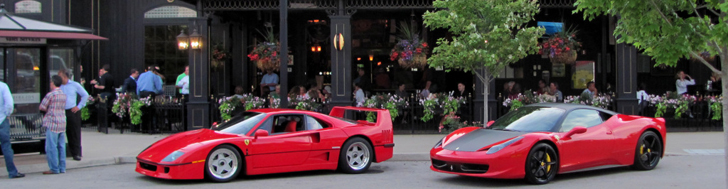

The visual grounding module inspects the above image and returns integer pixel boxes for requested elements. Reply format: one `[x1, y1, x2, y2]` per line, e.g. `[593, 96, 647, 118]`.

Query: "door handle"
[606, 131, 613, 135]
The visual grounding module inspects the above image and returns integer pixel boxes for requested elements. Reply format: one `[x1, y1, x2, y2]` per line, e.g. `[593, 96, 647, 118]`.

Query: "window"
[305, 116, 325, 130]
[489, 106, 565, 132]
[144, 6, 197, 19]
[270, 115, 304, 134]
[144, 25, 188, 84]
[559, 109, 604, 132]
[211, 112, 266, 135]
[15, 0, 41, 14]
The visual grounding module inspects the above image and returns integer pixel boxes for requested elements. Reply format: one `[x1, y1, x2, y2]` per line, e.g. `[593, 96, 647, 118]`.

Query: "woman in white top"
[354, 82, 365, 105]
[675, 71, 695, 95]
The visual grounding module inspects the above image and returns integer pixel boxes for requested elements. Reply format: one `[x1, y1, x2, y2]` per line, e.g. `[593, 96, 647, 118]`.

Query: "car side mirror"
[254, 129, 269, 139]
[564, 126, 587, 138]
[211, 122, 218, 128]
[486, 120, 495, 128]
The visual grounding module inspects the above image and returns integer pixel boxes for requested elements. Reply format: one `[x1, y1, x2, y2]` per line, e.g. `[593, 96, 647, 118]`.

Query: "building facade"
[2, 0, 718, 131]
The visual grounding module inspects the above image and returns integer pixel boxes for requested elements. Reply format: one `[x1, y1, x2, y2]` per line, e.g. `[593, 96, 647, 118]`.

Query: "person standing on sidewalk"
[136, 65, 163, 133]
[175, 67, 187, 95]
[40, 76, 67, 175]
[176, 66, 189, 99]
[58, 69, 89, 161]
[0, 81, 24, 178]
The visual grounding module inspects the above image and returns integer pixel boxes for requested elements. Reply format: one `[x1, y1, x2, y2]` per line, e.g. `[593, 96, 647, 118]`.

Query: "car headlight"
[433, 138, 444, 148]
[161, 151, 185, 162]
[485, 136, 524, 154]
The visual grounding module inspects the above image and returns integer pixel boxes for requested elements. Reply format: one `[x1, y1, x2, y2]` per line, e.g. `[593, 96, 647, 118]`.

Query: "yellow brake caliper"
[640, 144, 645, 155]
[545, 153, 551, 172]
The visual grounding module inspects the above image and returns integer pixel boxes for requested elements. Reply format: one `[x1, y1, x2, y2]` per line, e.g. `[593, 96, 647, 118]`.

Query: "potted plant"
[539, 26, 581, 64]
[390, 21, 429, 69]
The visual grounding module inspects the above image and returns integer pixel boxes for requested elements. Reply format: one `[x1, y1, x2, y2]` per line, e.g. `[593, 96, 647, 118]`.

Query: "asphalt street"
[1, 155, 723, 189]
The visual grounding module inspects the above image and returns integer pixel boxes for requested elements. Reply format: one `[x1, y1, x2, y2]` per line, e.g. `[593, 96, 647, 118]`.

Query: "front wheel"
[338, 137, 373, 174]
[205, 145, 242, 182]
[631, 131, 662, 170]
[525, 143, 559, 184]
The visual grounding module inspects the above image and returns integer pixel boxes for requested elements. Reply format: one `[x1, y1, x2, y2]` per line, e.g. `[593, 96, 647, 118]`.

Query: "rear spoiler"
[329, 106, 392, 124]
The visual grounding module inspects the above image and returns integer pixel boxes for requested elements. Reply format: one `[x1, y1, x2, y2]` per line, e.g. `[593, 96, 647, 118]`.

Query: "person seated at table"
[453, 82, 471, 98]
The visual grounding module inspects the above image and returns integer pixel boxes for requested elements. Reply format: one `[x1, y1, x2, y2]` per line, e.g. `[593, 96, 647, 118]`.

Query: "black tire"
[204, 145, 243, 182]
[525, 143, 559, 184]
[631, 131, 662, 170]
[338, 137, 373, 174]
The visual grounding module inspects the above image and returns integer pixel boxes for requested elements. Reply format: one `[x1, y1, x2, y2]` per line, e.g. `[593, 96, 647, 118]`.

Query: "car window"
[211, 112, 266, 135]
[489, 106, 565, 132]
[305, 116, 324, 130]
[560, 109, 604, 132]
[270, 114, 304, 134]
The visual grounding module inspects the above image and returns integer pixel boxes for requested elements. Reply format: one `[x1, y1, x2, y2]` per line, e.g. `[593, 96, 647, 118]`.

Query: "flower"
[538, 26, 580, 58]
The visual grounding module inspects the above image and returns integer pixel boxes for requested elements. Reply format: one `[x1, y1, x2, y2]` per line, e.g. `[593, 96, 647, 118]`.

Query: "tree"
[423, 0, 545, 124]
[574, 0, 728, 185]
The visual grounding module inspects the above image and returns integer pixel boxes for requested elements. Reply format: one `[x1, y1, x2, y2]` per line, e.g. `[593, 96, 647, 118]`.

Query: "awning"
[0, 30, 107, 40]
[0, 5, 107, 41]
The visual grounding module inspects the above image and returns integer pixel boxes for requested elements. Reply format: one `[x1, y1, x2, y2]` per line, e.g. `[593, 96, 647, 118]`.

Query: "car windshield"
[211, 112, 266, 135]
[489, 106, 565, 132]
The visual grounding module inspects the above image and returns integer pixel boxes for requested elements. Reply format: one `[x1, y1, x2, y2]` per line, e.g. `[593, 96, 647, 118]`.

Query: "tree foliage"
[423, 0, 545, 81]
[574, 0, 725, 73]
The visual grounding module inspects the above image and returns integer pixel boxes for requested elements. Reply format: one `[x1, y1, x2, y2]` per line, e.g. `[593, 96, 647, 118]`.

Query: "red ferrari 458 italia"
[136, 107, 394, 182]
[430, 103, 666, 184]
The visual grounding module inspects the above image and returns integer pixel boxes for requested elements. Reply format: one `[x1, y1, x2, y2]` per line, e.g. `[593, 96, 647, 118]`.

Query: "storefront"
[0, 5, 106, 115]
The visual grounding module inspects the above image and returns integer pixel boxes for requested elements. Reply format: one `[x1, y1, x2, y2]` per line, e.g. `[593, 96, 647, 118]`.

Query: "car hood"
[443, 129, 525, 152]
[138, 129, 240, 162]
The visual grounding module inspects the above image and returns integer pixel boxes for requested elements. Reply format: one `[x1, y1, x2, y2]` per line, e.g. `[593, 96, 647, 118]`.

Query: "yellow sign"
[244, 139, 250, 146]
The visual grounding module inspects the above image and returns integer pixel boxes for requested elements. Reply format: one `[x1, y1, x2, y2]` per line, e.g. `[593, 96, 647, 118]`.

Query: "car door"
[556, 109, 614, 172]
[248, 114, 312, 168]
[303, 115, 347, 165]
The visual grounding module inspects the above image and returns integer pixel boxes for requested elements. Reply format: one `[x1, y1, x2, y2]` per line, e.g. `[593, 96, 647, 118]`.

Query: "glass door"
[9, 48, 42, 114]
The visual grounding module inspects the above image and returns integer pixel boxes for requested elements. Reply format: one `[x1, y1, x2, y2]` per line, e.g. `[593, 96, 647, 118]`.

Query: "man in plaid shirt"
[40, 75, 67, 174]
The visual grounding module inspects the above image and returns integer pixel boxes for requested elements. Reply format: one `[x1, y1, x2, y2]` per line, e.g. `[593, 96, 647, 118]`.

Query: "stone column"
[327, 10, 354, 107]
[187, 17, 210, 130]
[615, 43, 639, 114]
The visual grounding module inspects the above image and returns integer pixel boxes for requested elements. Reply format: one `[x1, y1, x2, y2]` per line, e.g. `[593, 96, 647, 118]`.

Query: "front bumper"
[135, 158, 205, 180]
[429, 148, 526, 179]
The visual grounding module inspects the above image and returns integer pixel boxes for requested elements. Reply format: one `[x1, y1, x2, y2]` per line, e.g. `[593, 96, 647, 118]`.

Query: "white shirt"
[354, 89, 365, 104]
[637, 90, 649, 104]
[0, 82, 13, 123]
[675, 79, 695, 94]
[176, 76, 190, 95]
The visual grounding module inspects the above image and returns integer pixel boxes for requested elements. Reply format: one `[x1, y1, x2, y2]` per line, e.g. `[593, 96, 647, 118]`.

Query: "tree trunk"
[483, 75, 489, 127]
[722, 56, 727, 187]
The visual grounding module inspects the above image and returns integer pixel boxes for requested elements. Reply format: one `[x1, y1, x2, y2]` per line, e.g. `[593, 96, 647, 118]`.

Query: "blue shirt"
[137, 71, 163, 94]
[60, 81, 89, 110]
[0, 82, 14, 123]
[261, 73, 279, 91]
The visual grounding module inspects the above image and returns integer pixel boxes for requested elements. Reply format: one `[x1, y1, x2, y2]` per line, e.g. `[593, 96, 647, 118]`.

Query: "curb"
[1, 152, 686, 177]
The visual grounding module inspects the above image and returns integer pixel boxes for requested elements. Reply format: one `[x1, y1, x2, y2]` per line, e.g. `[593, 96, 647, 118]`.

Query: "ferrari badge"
[244, 139, 250, 146]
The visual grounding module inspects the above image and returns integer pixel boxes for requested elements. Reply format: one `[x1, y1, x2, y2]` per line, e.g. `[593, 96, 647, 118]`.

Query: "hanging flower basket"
[691, 51, 715, 62]
[391, 21, 429, 69]
[539, 26, 581, 65]
[248, 24, 282, 72]
[397, 53, 427, 69]
[549, 50, 577, 65]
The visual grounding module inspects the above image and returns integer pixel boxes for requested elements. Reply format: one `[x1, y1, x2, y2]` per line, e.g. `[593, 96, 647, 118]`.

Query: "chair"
[284, 120, 297, 132]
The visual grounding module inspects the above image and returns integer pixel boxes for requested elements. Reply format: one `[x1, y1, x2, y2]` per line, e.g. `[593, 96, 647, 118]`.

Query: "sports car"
[136, 107, 394, 182]
[430, 103, 666, 184]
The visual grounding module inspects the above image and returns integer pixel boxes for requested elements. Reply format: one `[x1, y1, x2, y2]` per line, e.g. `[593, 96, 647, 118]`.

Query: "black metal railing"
[7, 113, 44, 141]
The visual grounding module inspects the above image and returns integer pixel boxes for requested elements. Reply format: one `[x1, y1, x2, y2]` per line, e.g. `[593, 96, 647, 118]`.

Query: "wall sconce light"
[311, 44, 322, 52]
[369, 54, 374, 61]
[189, 28, 202, 50]
[176, 30, 189, 50]
[317, 45, 321, 52]
[357, 57, 361, 61]
[333, 33, 344, 51]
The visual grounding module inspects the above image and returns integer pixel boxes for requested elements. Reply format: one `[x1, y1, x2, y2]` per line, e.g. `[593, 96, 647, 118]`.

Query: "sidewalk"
[0, 128, 723, 177]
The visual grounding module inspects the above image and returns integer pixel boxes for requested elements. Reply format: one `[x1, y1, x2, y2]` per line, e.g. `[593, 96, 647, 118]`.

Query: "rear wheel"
[631, 131, 662, 170]
[525, 143, 559, 184]
[338, 137, 373, 174]
[205, 145, 242, 182]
